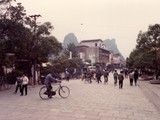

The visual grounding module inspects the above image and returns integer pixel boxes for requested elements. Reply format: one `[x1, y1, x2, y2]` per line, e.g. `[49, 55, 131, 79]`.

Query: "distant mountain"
[103, 39, 125, 61]
[63, 33, 78, 48]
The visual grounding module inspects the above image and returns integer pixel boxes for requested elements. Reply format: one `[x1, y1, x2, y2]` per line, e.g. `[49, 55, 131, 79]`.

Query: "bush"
[5, 70, 21, 84]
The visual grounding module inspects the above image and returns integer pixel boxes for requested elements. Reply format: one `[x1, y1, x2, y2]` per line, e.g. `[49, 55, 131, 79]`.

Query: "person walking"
[103, 69, 109, 84]
[14, 74, 22, 94]
[134, 69, 139, 86]
[124, 69, 128, 78]
[20, 73, 29, 96]
[118, 71, 124, 89]
[128, 71, 134, 86]
[84, 70, 92, 83]
[95, 68, 102, 84]
[113, 70, 118, 86]
[65, 69, 70, 82]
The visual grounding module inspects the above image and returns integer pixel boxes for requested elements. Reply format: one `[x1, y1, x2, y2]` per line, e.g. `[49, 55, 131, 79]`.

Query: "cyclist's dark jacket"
[44, 74, 56, 86]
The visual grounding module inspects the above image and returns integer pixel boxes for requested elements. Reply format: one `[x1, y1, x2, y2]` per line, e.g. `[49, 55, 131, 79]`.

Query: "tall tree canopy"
[0, 0, 62, 67]
[126, 24, 160, 72]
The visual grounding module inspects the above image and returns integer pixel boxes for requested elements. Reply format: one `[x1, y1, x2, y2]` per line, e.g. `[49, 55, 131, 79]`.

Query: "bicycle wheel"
[39, 86, 50, 100]
[58, 86, 70, 98]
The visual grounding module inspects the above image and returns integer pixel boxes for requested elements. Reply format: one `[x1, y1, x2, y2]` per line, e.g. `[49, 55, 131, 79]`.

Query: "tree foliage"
[50, 56, 84, 74]
[63, 43, 78, 58]
[0, 0, 62, 67]
[126, 24, 160, 72]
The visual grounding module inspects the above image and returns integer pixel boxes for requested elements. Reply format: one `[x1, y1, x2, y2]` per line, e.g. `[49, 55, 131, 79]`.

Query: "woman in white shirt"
[20, 73, 29, 96]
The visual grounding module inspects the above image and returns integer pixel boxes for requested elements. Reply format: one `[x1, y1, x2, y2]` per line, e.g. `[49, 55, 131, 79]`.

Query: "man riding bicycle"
[44, 72, 61, 98]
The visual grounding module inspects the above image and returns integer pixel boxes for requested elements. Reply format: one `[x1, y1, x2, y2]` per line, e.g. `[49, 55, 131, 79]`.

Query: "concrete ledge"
[150, 79, 160, 84]
[139, 76, 154, 81]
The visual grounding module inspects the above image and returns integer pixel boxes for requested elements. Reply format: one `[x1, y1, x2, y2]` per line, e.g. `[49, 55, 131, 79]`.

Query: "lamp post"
[69, 51, 72, 59]
[29, 14, 41, 85]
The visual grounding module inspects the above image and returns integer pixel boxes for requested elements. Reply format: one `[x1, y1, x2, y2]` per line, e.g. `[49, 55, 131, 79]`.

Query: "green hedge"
[5, 70, 21, 84]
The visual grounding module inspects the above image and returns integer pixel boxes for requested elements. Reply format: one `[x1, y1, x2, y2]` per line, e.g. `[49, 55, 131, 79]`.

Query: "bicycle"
[39, 81, 70, 100]
[0, 76, 12, 91]
[83, 73, 92, 84]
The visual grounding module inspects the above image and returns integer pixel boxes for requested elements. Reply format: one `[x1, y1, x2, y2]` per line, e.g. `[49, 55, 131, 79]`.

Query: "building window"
[79, 49, 83, 52]
[95, 43, 97, 47]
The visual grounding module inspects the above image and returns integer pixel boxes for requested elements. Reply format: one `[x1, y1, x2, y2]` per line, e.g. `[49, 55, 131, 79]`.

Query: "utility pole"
[29, 14, 41, 85]
[69, 51, 72, 59]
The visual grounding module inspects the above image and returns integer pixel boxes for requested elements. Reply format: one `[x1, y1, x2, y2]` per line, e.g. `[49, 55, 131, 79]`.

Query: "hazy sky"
[17, 0, 160, 58]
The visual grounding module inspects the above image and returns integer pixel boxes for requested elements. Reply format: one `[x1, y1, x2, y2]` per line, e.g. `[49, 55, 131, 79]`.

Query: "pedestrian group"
[14, 72, 29, 96]
[13, 67, 139, 97]
[81, 67, 139, 89]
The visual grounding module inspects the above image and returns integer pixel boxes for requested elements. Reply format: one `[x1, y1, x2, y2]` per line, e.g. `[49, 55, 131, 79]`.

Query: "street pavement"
[0, 73, 160, 120]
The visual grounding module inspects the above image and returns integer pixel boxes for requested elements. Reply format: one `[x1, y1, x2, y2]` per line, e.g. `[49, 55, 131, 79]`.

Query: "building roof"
[80, 39, 103, 43]
[76, 44, 89, 47]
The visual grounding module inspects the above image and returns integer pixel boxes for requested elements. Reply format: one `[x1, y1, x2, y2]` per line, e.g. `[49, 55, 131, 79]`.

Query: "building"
[110, 53, 122, 69]
[80, 39, 106, 49]
[76, 39, 111, 67]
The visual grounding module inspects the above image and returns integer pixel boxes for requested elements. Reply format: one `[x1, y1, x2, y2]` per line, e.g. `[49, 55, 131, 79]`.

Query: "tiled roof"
[80, 39, 103, 43]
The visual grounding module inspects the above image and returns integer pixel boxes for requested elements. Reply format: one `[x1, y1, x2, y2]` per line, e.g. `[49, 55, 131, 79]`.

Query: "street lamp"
[69, 51, 72, 59]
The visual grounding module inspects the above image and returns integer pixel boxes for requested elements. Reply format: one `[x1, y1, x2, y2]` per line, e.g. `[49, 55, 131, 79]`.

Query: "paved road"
[0, 73, 160, 120]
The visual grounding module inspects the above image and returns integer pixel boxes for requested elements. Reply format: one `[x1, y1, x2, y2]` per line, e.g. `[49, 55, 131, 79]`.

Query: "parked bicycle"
[39, 81, 70, 100]
[0, 76, 12, 91]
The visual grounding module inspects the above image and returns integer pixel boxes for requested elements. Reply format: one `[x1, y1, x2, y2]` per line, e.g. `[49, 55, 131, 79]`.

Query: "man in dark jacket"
[96, 68, 102, 84]
[134, 70, 139, 86]
[103, 69, 109, 84]
[118, 71, 124, 89]
[44, 73, 60, 98]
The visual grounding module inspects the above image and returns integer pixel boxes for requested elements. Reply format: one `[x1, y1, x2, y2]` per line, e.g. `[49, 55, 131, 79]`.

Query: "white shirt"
[129, 72, 134, 79]
[22, 76, 29, 85]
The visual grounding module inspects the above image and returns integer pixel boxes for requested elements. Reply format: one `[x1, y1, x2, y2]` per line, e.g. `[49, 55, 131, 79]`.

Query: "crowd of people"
[12, 67, 139, 99]
[1, 65, 139, 98]
[81, 67, 139, 89]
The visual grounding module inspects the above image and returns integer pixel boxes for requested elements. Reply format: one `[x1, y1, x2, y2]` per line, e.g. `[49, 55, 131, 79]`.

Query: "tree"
[127, 24, 160, 74]
[37, 36, 62, 63]
[50, 55, 84, 75]
[126, 32, 155, 70]
[0, 1, 62, 63]
[0, 0, 62, 82]
[0, 0, 30, 65]
[64, 43, 78, 58]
